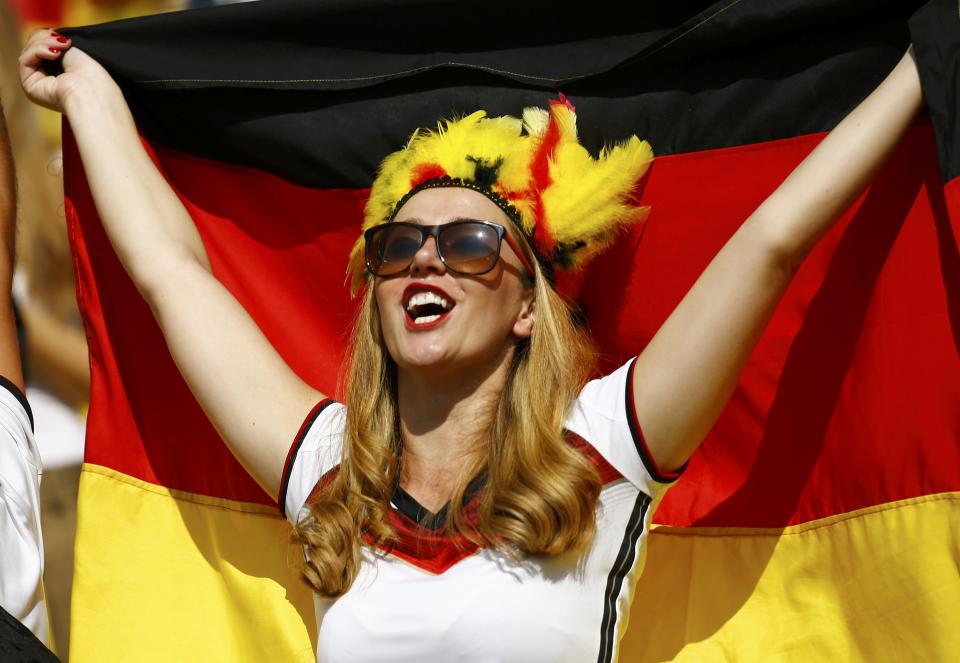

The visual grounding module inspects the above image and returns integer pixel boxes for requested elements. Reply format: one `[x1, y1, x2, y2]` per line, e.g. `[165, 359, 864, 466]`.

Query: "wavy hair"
[294, 237, 601, 598]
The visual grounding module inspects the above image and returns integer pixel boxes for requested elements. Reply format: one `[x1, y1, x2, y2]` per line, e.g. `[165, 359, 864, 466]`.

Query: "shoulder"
[278, 398, 345, 523]
[0, 375, 34, 435]
[0, 375, 38, 485]
[565, 358, 683, 497]
[0, 376, 47, 641]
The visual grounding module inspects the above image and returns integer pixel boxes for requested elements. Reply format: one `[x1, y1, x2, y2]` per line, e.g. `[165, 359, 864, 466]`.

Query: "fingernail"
[56, 36, 68, 43]
[49, 47, 60, 54]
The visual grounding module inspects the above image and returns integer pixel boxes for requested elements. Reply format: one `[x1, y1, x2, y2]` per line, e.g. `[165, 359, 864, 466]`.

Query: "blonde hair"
[295, 241, 601, 598]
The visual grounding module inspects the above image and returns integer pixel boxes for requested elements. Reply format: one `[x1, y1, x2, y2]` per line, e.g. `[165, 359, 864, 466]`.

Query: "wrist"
[62, 76, 128, 125]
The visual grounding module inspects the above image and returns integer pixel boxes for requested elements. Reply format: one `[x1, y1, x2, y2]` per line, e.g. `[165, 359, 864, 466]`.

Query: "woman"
[20, 29, 923, 662]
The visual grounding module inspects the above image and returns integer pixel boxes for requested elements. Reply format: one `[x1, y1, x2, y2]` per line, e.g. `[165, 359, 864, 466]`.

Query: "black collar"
[391, 472, 487, 531]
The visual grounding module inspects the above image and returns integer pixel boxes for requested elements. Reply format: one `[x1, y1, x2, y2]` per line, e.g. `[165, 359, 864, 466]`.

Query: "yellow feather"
[349, 100, 654, 292]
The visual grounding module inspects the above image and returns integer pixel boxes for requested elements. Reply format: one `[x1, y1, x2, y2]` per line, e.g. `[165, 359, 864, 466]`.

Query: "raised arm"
[632, 48, 924, 474]
[19, 31, 325, 498]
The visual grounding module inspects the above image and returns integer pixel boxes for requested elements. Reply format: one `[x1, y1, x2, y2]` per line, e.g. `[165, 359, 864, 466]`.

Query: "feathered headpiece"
[348, 95, 653, 292]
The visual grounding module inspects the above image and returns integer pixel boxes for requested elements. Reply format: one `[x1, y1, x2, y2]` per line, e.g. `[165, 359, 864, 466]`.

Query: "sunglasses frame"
[364, 219, 534, 278]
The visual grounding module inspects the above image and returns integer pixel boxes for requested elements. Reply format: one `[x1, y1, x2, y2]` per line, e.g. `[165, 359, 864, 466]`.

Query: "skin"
[18, 30, 923, 508]
[377, 189, 533, 380]
[376, 189, 534, 509]
[0, 100, 23, 388]
[631, 50, 923, 471]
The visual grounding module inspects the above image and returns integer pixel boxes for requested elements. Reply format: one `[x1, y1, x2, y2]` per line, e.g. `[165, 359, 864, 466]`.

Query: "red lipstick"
[402, 283, 455, 330]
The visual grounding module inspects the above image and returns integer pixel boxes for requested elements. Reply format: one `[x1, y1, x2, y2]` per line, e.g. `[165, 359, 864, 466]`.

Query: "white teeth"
[406, 291, 450, 311]
[413, 314, 440, 325]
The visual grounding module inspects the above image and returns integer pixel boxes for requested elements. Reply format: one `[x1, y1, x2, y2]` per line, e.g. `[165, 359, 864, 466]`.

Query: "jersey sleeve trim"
[625, 358, 685, 483]
[278, 398, 337, 518]
[0, 375, 33, 432]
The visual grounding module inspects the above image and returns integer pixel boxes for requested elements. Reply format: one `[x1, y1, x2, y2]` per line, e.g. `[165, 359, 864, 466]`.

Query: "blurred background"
[2, 0, 250, 658]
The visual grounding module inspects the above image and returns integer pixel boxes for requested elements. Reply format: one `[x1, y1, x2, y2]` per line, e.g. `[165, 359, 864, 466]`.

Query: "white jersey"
[281, 359, 679, 663]
[0, 376, 47, 643]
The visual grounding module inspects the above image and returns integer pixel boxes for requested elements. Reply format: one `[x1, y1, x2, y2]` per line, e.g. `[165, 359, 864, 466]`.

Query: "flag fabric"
[59, 1, 960, 660]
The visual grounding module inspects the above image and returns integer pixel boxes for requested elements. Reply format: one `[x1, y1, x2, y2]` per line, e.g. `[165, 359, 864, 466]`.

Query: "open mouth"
[403, 284, 455, 328]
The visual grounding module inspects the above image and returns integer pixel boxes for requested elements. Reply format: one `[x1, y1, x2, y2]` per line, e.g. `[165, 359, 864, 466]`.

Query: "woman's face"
[374, 187, 535, 380]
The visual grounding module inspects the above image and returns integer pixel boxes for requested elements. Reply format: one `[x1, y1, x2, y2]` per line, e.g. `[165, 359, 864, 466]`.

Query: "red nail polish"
[56, 36, 68, 43]
[49, 47, 60, 54]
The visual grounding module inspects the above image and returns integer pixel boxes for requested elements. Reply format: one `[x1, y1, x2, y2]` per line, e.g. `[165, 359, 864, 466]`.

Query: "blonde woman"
[20, 29, 922, 662]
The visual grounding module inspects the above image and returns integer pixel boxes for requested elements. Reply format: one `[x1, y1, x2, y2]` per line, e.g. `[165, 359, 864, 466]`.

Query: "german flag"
[60, 1, 959, 660]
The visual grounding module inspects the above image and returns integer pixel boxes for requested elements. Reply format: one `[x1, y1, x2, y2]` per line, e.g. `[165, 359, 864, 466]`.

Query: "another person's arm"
[632, 49, 923, 473]
[18, 298, 89, 410]
[0, 97, 21, 390]
[19, 30, 324, 498]
[0, 96, 49, 646]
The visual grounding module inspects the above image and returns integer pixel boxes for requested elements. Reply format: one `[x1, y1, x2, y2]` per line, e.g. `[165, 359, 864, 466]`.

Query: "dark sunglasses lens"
[367, 225, 423, 275]
[439, 223, 500, 274]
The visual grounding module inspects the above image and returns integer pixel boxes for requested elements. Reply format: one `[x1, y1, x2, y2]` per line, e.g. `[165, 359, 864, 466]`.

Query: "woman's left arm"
[632, 48, 923, 474]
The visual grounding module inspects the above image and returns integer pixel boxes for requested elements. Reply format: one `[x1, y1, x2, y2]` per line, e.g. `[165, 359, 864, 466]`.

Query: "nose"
[409, 234, 446, 276]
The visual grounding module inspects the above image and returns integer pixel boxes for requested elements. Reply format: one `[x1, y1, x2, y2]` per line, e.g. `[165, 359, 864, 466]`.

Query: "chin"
[402, 345, 463, 374]
[380, 309, 512, 381]
[385, 331, 450, 372]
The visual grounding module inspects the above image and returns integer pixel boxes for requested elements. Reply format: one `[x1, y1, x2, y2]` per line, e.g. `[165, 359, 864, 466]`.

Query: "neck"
[396, 348, 514, 510]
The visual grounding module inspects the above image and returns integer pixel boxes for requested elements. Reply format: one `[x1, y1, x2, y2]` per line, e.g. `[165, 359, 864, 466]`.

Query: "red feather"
[410, 163, 448, 189]
[528, 98, 570, 256]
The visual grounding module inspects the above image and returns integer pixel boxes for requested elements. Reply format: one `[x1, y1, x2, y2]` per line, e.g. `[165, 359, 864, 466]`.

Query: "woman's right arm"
[20, 30, 325, 499]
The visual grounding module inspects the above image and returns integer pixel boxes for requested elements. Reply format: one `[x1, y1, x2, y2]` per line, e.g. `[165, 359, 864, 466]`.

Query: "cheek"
[374, 284, 400, 342]
[474, 285, 522, 335]
[373, 280, 387, 308]
[374, 281, 398, 320]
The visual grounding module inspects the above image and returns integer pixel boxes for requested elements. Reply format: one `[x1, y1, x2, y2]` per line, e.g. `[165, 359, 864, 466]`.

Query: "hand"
[19, 29, 117, 113]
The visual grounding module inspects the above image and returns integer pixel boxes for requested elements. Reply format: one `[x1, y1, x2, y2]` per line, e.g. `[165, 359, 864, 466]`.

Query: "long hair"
[294, 238, 602, 598]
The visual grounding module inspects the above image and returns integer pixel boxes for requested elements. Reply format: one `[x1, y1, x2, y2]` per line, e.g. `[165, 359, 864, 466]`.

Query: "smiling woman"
[312, 179, 607, 594]
[18, 26, 925, 663]
[375, 189, 536, 370]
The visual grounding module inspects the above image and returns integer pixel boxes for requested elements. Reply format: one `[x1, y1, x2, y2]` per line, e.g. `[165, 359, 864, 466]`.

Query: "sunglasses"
[364, 220, 534, 278]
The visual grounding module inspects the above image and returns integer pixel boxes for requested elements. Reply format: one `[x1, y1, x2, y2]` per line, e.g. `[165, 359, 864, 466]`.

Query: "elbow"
[133, 248, 210, 306]
[745, 212, 805, 281]
[766, 235, 803, 282]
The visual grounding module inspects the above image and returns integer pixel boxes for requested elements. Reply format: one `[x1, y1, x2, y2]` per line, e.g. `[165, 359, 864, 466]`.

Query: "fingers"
[47, 31, 72, 55]
[19, 29, 72, 111]
[19, 32, 66, 87]
[19, 28, 72, 68]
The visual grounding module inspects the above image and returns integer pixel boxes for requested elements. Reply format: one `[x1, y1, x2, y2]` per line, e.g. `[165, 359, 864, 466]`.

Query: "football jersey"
[280, 359, 679, 663]
[0, 376, 47, 644]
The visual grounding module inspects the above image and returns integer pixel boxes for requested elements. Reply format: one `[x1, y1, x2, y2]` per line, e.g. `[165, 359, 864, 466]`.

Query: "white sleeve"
[0, 377, 48, 643]
[278, 399, 346, 526]
[564, 358, 683, 498]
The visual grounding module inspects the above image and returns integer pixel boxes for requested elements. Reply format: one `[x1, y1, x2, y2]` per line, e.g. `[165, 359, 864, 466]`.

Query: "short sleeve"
[278, 399, 346, 525]
[564, 357, 683, 497]
[0, 376, 48, 643]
